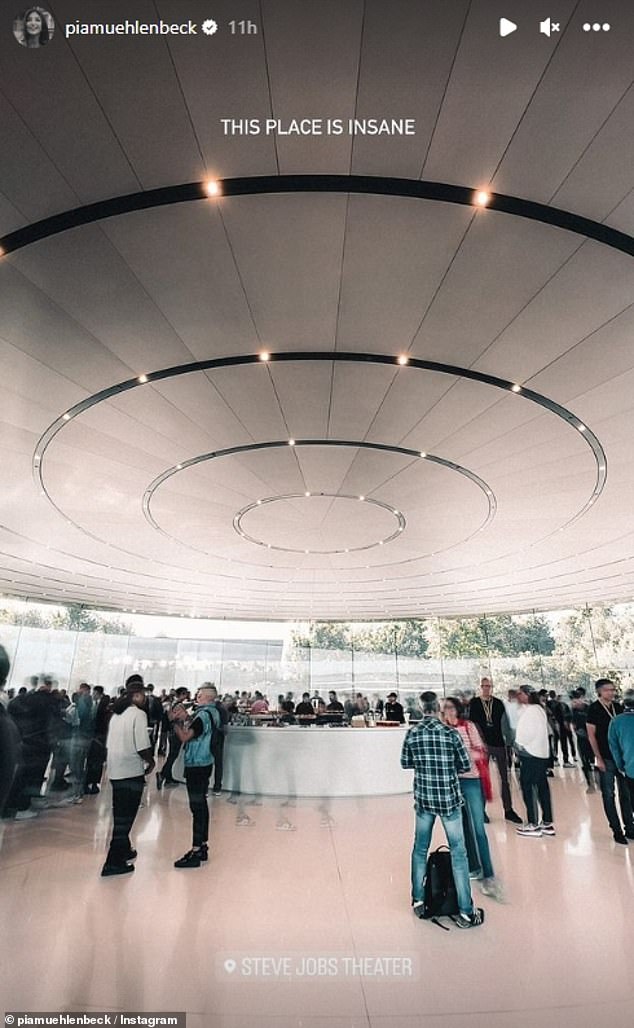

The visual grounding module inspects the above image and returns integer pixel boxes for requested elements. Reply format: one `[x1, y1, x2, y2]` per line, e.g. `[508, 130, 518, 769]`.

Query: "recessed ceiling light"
[176, 463, 182, 470]
[397, 355, 409, 366]
[205, 179, 221, 197]
[359, 495, 365, 501]
[474, 190, 491, 207]
[256, 499, 262, 505]
[259, 351, 270, 362]
[305, 491, 311, 497]
[578, 424, 587, 432]
[420, 451, 427, 458]
[288, 438, 295, 446]
[511, 384, 521, 393]
[138, 374, 148, 384]
[62, 413, 71, 421]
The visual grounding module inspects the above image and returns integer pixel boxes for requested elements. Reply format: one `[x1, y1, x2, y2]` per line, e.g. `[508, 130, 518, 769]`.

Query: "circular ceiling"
[1, 9, 634, 620]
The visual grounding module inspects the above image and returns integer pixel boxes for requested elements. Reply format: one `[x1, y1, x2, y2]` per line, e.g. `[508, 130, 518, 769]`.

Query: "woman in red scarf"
[443, 695, 503, 901]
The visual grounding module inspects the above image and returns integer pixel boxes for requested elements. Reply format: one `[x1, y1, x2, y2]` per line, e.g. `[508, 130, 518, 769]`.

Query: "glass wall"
[3, 603, 634, 703]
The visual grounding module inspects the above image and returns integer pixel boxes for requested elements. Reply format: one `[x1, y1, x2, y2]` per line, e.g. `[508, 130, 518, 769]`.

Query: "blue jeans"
[460, 777, 494, 880]
[411, 807, 474, 915]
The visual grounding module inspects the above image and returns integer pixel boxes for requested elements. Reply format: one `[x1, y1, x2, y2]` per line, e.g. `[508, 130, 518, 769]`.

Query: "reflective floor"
[1, 765, 634, 1027]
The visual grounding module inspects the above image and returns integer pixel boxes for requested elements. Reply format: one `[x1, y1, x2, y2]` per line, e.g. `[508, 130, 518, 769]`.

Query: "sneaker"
[236, 815, 254, 826]
[586, 785, 596, 794]
[14, 809, 38, 821]
[516, 824, 542, 837]
[469, 869, 483, 880]
[539, 822, 556, 836]
[452, 907, 485, 929]
[613, 831, 629, 845]
[480, 878, 504, 902]
[412, 901, 425, 919]
[504, 809, 523, 824]
[625, 828, 634, 841]
[275, 820, 297, 831]
[101, 863, 134, 877]
[563, 762, 576, 768]
[174, 849, 202, 869]
[199, 844, 209, 862]
[125, 849, 138, 861]
[163, 780, 178, 789]
[546, 769, 554, 778]
[211, 788, 222, 796]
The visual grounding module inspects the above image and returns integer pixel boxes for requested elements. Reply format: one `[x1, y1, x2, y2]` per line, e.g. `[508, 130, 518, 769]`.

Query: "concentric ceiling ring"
[7, 171, 622, 616]
[33, 353, 607, 552]
[233, 492, 406, 555]
[141, 438, 496, 564]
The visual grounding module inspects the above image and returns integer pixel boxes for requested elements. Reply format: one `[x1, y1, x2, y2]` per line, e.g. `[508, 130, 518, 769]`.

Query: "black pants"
[161, 730, 181, 783]
[7, 745, 50, 811]
[555, 725, 569, 763]
[519, 755, 553, 826]
[106, 776, 145, 867]
[488, 745, 512, 811]
[86, 736, 107, 788]
[185, 764, 212, 847]
[577, 736, 595, 787]
[597, 758, 634, 835]
[211, 732, 225, 791]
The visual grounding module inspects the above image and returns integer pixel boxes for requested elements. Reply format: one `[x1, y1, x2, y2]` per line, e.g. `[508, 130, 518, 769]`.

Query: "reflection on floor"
[1, 765, 634, 1028]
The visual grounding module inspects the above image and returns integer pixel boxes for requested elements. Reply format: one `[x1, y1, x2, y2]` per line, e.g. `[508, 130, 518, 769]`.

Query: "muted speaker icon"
[539, 17, 560, 36]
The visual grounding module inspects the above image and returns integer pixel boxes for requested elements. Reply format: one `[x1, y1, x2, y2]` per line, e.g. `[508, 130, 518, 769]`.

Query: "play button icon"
[499, 17, 518, 36]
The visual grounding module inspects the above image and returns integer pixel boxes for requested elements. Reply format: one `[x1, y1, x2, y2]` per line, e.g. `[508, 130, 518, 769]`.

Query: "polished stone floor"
[1, 764, 633, 1027]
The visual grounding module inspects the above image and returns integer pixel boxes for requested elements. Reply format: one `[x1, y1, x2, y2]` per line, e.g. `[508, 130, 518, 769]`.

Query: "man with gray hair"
[608, 688, 634, 815]
[400, 691, 484, 928]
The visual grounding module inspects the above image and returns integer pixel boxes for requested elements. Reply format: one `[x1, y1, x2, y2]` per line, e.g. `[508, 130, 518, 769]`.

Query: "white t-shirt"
[106, 705, 151, 780]
[515, 704, 549, 758]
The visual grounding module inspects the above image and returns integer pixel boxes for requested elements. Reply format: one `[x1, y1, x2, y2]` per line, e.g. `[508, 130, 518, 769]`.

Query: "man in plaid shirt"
[401, 691, 484, 927]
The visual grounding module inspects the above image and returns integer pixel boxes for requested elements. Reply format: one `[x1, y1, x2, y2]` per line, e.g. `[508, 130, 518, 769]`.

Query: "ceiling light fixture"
[259, 351, 270, 362]
[511, 384, 522, 393]
[205, 179, 221, 197]
[138, 374, 148, 384]
[578, 423, 587, 432]
[62, 412, 71, 421]
[359, 495, 365, 501]
[474, 190, 491, 207]
[397, 355, 409, 366]
[288, 438, 295, 446]
[305, 491, 311, 497]
[420, 451, 427, 458]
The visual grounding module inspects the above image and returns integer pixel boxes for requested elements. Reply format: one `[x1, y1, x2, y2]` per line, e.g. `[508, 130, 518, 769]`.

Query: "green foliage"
[0, 603, 133, 635]
[435, 614, 555, 659]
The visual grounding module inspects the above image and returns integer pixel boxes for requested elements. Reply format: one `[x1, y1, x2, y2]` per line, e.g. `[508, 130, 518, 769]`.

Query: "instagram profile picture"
[13, 6, 55, 48]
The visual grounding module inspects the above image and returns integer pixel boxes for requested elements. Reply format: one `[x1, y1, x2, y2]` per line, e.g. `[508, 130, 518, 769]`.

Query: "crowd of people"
[2, 645, 634, 912]
[401, 676, 634, 929]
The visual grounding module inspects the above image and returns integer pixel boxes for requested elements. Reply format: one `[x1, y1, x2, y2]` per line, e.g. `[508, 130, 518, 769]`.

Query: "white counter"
[223, 725, 414, 797]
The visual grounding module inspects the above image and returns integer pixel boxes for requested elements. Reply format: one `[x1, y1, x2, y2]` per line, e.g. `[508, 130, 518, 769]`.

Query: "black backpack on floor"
[422, 845, 459, 927]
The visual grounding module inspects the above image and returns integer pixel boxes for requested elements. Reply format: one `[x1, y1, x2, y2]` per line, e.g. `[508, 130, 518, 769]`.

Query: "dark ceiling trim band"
[2, 175, 634, 257]
[141, 439, 496, 563]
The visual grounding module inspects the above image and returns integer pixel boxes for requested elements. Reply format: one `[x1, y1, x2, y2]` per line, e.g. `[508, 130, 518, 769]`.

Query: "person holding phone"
[172, 684, 221, 868]
[101, 675, 154, 878]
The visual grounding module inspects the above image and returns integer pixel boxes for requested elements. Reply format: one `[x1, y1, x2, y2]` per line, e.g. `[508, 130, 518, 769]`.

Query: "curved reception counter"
[223, 725, 414, 797]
